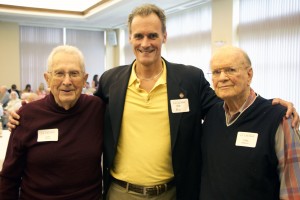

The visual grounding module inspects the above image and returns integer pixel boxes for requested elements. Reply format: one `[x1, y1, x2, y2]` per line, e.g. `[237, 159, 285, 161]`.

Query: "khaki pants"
[106, 182, 176, 200]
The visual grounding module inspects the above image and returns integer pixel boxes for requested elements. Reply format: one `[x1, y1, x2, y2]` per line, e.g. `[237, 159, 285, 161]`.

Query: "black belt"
[111, 177, 175, 196]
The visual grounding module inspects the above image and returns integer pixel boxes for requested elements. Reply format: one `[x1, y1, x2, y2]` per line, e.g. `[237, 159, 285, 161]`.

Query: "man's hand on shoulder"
[7, 111, 21, 132]
[272, 98, 299, 128]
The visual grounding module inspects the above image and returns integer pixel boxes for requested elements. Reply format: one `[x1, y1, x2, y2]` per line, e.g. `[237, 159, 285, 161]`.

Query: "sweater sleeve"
[0, 130, 26, 199]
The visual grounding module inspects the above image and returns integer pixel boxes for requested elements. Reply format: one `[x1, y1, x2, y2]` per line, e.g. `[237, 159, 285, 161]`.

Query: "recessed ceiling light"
[0, 0, 102, 11]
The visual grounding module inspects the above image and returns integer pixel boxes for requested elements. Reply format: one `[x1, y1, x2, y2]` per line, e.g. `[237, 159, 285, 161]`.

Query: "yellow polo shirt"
[111, 60, 174, 185]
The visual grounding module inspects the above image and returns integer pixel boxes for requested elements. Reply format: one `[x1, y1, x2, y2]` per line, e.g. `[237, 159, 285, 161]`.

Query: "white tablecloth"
[0, 130, 11, 171]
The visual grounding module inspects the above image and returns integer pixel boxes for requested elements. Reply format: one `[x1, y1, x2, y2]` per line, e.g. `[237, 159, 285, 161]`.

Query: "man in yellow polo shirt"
[96, 4, 218, 199]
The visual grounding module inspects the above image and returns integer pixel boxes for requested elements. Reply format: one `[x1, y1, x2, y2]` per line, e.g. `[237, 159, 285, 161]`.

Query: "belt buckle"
[125, 182, 130, 191]
[143, 184, 168, 196]
[143, 186, 153, 195]
[157, 184, 168, 195]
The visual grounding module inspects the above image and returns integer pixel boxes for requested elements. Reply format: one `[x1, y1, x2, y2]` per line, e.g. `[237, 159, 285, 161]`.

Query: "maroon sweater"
[0, 93, 104, 200]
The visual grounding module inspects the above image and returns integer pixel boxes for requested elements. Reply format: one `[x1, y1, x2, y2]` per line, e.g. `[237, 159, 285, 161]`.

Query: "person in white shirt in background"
[2, 91, 22, 126]
[82, 81, 96, 95]
[0, 104, 3, 120]
[4, 91, 22, 114]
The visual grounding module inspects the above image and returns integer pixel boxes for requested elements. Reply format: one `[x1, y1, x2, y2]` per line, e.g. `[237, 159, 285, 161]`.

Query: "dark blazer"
[95, 58, 220, 200]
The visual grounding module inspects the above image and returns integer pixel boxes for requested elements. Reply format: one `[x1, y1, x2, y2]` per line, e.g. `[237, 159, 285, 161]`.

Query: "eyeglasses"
[48, 70, 83, 79]
[207, 66, 246, 78]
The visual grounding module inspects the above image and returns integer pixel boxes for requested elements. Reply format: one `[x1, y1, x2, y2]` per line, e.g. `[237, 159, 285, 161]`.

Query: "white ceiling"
[0, 0, 210, 30]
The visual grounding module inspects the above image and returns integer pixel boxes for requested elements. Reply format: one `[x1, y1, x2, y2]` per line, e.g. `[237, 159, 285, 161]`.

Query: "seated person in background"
[0, 45, 105, 199]
[82, 81, 96, 95]
[4, 91, 22, 113]
[8, 84, 21, 98]
[20, 84, 33, 100]
[200, 46, 300, 200]
[2, 91, 22, 127]
[0, 104, 3, 122]
[22, 84, 32, 93]
[91, 74, 99, 89]
[0, 86, 10, 127]
[36, 82, 47, 99]
[0, 104, 3, 131]
[0, 86, 10, 108]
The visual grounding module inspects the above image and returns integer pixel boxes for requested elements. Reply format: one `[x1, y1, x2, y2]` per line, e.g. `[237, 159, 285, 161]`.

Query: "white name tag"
[37, 129, 59, 142]
[171, 98, 190, 113]
[235, 131, 258, 148]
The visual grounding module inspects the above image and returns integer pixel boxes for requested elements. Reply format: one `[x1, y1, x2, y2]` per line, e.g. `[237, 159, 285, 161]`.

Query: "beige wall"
[211, 0, 238, 53]
[105, 29, 120, 71]
[0, 22, 20, 89]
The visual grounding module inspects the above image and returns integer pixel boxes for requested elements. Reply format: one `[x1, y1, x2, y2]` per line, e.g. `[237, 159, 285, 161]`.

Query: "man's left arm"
[272, 98, 299, 128]
[275, 118, 300, 200]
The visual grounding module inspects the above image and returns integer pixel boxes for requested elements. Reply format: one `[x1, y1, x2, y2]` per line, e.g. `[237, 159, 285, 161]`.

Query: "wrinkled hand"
[7, 111, 20, 132]
[272, 98, 299, 128]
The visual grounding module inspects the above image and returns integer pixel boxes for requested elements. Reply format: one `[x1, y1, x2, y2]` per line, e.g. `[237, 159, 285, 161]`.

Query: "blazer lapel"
[108, 65, 132, 142]
[166, 63, 188, 150]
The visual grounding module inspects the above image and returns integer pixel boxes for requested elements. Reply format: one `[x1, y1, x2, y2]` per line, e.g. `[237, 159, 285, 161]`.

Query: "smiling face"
[129, 13, 167, 68]
[210, 46, 253, 103]
[44, 50, 87, 110]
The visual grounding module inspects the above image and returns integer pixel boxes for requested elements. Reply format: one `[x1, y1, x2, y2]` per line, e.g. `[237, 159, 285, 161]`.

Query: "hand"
[7, 100, 27, 132]
[272, 98, 299, 128]
[7, 111, 20, 132]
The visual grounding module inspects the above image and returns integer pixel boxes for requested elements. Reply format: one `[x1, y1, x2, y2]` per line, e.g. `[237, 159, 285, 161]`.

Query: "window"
[20, 26, 63, 92]
[238, 0, 300, 109]
[19, 26, 105, 92]
[166, 2, 212, 73]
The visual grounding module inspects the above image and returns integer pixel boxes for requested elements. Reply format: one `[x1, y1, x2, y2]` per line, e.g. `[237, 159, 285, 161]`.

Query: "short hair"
[47, 45, 85, 73]
[25, 84, 31, 90]
[128, 4, 166, 34]
[11, 84, 17, 90]
[93, 74, 98, 81]
[240, 50, 252, 67]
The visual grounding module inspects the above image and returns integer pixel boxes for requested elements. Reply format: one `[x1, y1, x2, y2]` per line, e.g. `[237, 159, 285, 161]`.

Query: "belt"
[111, 177, 175, 196]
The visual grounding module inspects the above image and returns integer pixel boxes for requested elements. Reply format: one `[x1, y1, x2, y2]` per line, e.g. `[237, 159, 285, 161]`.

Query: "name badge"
[235, 132, 258, 148]
[37, 129, 59, 142]
[171, 98, 190, 113]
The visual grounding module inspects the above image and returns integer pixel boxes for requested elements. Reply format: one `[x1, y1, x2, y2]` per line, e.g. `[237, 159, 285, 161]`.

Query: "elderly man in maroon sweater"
[0, 45, 105, 200]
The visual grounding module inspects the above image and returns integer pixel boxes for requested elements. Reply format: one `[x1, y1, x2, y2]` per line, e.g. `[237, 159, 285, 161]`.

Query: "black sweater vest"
[200, 96, 286, 200]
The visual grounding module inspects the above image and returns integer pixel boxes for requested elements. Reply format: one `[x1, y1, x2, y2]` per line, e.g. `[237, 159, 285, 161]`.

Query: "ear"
[163, 32, 167, 43]
[129, 34, 133, 44]
[44, 73, 51, 87]
[247, 67, 253, 85]
[83, 73, 89, 83]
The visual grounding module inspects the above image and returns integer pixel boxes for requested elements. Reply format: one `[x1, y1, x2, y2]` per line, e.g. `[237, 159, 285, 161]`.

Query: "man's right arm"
[275, 117, 300, 199]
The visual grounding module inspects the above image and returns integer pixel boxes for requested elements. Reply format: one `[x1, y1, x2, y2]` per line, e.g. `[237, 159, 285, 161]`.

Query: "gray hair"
[47, 45, 85, 73]
[128, 4, 166, 34]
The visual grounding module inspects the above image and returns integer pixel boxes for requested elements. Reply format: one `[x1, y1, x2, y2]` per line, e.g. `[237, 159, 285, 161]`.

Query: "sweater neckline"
[46, 93, 82, 113]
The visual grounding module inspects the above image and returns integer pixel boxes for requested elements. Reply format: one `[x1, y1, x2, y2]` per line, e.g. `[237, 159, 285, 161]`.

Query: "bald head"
[0, 86, 8, 93]
[210, 46, 251, 69]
